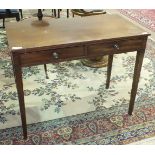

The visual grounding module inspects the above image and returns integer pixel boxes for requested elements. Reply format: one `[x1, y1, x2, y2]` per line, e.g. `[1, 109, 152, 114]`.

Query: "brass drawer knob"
[113, 44, 119, 50]
[53, 52, 59, 59]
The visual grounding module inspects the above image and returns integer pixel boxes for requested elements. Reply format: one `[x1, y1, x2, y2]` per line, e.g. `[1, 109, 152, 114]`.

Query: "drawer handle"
[113, 44, 120, 50]
[53, 52, 59, 59]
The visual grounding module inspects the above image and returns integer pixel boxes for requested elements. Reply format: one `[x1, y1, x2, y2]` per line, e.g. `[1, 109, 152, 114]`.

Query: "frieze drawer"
[52, 46, 84, 60]
[87, 38, 145, 56]
[20, 46, 85, 67]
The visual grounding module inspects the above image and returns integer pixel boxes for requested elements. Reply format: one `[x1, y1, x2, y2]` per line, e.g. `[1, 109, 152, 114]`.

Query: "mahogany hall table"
[5, 14, 150, 139]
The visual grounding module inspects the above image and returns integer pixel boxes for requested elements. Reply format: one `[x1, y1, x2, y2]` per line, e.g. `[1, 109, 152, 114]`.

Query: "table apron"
[12, 37, 147, 67]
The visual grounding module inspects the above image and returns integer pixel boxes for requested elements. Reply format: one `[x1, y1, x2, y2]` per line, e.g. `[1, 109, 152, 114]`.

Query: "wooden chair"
[71, 9, 106, 17]
[0, 9, 22, 28]
[38, 9, 69, 19]
[57, 9, 70, 18]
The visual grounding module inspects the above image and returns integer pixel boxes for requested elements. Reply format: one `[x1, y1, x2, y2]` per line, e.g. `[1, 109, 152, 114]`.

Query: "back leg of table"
[128, 50, 145, 115]
[44, 64, 49, 79]
[106, 54, 114, 89]
[3, 18, 5, 28]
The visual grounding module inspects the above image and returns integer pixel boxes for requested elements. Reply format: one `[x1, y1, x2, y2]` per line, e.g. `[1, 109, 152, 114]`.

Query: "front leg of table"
[128, 50, 145, 115]
[12, 54, 27, 139]
[106, 54, 114, 89]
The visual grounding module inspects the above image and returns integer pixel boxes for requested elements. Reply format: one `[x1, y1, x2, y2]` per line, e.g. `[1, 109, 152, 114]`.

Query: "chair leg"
[16, 14, 20, 21]
[67, 9, 69, 18]
[19, 9, 23, 19]
[52, 9, 55, 16]
[44, 64, 49, 79]
[3, 18, 5, 28]
[58, 9, 61, 18]
[54, 9, 57, 17]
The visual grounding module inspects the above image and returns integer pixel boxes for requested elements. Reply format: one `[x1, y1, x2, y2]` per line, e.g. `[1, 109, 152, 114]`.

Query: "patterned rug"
[1, 10, 155, 144]
[119, 9, 155, 31]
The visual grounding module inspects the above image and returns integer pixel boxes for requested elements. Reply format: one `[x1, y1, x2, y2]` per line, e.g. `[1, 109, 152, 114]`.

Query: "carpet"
[119, 9, 155, 32]
[1, 10, 155, 145]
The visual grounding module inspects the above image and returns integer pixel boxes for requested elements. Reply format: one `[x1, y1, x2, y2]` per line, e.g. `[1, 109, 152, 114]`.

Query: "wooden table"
[5, 14, 150, 139]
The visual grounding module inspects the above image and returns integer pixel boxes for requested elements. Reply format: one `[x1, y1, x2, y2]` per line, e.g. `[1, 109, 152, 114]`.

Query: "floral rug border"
[119, 9, 155, 32]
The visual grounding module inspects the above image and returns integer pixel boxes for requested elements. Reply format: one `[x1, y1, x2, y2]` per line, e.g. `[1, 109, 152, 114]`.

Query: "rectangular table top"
[5, 14, 149, 50]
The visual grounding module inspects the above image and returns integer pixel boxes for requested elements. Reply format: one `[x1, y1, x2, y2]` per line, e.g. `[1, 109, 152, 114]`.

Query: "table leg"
[44, 64, 49, 79]
[3, 18, 5, 28]
[13, 55, 27, 139]
[106, 54, 114, 89]
[128, 50, 145, 115]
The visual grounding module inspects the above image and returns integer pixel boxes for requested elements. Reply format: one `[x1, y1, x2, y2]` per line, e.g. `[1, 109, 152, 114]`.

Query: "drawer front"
[53, 46, 84, 60]
[87, 38, 145, 56]
[20, 46, 84, 66]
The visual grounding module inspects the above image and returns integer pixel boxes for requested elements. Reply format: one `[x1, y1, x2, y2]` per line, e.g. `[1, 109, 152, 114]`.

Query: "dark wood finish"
[12, 53, 27, 139]
[106, 54, 114, 89]
[0, 9, 20, 28]
[54, 10, 56, 17]
[5, 15, 150, 139]
[67, 9, 69, 18]
[37, 9, 43, 20]
[56, 9, 69, 18]
[3, 18, 5, 27]
[87, 37, 145, 56]
[44, 64, 49, 79]
[52, 9, 54, 16]
[6, 15, 149, 49]
[58, 9, 61, 18]
[51, 9, 57, 17]
[128, 49, 146, 115]
[19, 46, 84, 67]
[19, 9, 23, 19]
